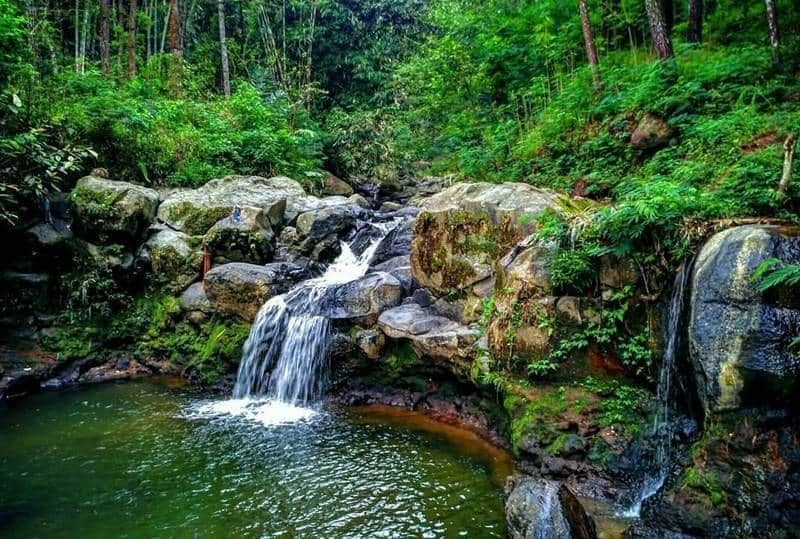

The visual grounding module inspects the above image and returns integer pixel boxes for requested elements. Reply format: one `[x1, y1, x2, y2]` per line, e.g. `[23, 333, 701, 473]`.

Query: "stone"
[379, 201, 403, 212]
[295, 204, 364, 243]
[348, 194, 371, 209]
[504, 476, 572, 539]
[411, 182, 558, 297]
[689, 225, 800, 413]
[157, 175, 303, 235]
[181, 282, 213, 314]
[630, 114, 674, 150]
[371, 216, 415, 266]
[320, 172, 354, 196]
[599, 256, 639, 289]
[203, 206, 275, 264]
[204, 262, 307, 321]
[371, 255, 415, 295]
[139, 228, 203, 290]
[326, 272, 403, 325]
[356, 328, 386, 360]
[378, 304, 480, 372]
[0, 272, 51, 319]
[70, 175, 160, 243]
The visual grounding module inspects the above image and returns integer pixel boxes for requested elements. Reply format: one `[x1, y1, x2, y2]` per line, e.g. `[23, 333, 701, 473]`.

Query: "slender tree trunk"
[127, 0, 137, 77]
[579, 0, 602, 92]
[764, 0, 781, 68]
[645, 0, 674, 59]
[75, 0, 81, 72]
[218, 0, 231, 97]
[687, 0, 703, 42]
[160, 1, 169, 52]
[100, 0, 110, 73]
[79, 0, 90, 73]
[118, 0, 126, 67]
[779, 135, 796, 193]
[167, 0, 182, 87]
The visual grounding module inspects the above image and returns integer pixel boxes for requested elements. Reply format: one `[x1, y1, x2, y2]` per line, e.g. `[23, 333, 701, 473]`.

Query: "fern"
[751, 258, 800, 293]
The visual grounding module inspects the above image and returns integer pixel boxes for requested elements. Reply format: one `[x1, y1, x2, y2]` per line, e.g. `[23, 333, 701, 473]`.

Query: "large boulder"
[378, 303, 480, 372]
[70, 176, 159, 243]
[319, 172, 354, 196]
[411, 182, 558, 297]
[689, 225, 800, 413]
[505, 477, 572, 539]
[157, 176, 303, 235]
[203, 206, 275, 264]
[139, 228, 203, 291]
[204, 262, 307, 321]
[326, 272, 403, 325]
[630, 114, 674, 150]
[295, 204, 364, 243]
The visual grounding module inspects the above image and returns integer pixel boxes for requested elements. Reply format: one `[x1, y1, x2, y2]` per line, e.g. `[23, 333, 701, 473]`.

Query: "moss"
[167, 203, 230, 236]
[70, 187, 120, 221]
[682, 469, 726, 507]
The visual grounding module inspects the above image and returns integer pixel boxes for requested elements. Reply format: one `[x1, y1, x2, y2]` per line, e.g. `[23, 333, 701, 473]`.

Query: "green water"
[0, 381, 510, 538]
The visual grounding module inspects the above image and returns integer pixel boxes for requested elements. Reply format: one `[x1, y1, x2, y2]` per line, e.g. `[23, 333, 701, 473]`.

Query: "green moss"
[70, 187, 120, 221]
[682, 469, 726, 507]
[168, 203, 230, 236]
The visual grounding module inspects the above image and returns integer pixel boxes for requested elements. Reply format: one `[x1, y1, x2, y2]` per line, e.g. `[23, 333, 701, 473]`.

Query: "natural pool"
[0, 380, 512, 538]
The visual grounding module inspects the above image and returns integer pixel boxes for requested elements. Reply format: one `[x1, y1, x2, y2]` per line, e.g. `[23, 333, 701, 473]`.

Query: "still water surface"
[0, 380, 511, 538]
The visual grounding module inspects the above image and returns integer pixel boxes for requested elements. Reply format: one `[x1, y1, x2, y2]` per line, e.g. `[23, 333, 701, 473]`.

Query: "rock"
[139, 228, 203, 290]
[557, 484, 597, 539]
[204, 262, 307, 321]
[326, 272, 403, 325]
[295, 204, 363, 243]
[180, 282, 213, 324]
[378, 304, 480, 371]
[203, 206, 275, 264]
[356, 328, 386, 359]
[0, 272, 51, 319]
[630, 114, 674, 150]
[70, 175, 160, 243]
[26, 222, 73, 248]
[371, 216, 415, 266]
[689, 225, 800, 413]
[371, 255, 415, 295]
[412, 289, 434, 308]
[320, 172, 354, 196]
[348, 194, 370, 209]
[157, 175, 303, 235]
[600, 256, 639, 289]
[504, 476, 572, 539]
[379, 201, 403, 212]
[411, 182, 558, 297]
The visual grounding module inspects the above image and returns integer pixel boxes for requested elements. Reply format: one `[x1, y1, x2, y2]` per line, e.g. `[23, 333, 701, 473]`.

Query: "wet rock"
[180, 282, 213, 324]
[295, 204, 363, 243]
[558, 484, 598, 539]
[631, 114, 674, 151]
[326, 272, 403, 325]
[139, 228, 203, 291]
[371, 216, 415, 266]
[600, 256, 639, 290]
[157, 175, 302, 235]
[411, 182, 558, 297]
[380, 201, 403, 212]
[355, 328, 386, 359]
[689, 225, 800, 413]
[320, 172, 354, 196]
[203, 206, 275, 264]
[505, 476, 572, 539]
[348, 194, 370, 209]
[378, 304, 480, 370]
[204, 262, 307, 321]
[70, 175, 159, 243]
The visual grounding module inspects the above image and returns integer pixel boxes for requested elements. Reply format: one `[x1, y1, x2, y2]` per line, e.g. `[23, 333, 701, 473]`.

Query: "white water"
[622, 261, 692, 518]
[223, 221, 394, 424]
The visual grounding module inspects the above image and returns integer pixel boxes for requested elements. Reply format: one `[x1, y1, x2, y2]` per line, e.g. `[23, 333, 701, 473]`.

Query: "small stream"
[0, 380, 511, 538]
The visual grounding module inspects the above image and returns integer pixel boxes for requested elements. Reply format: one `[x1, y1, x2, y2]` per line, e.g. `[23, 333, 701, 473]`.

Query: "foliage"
[751, 257, 800, 293]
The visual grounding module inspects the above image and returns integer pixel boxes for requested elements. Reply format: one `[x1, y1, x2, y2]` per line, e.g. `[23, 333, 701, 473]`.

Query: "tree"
[579, 0, 601, 92]
[764, 0, 781, 68]
[127, 0, 136, 77]
[167, 0, 181, 87]
[645, 0, 673, 59]
[218, 0, 230, 97]
[99, 0, 110, 74]
[687, 0, 702, 42]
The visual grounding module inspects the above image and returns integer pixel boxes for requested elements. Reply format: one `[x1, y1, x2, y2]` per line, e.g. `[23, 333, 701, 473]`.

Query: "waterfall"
[623, 260, 693, 517]
[232, 222, 393, 406]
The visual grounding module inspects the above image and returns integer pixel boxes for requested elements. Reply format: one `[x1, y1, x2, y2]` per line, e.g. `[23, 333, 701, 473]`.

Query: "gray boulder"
[70, 176, 160, 243]
[204, 262, 307, 321]
[326, 272, 403, 325]
[504, 477, 572, 539]
[157, 175, 303, 235]
[139, 228, 203, 290]
[689, 225, 800, 413]
[630, 114, 674, 150]
[296, 204, 364, 243]
[203, 206, 275, 264]
[378, 303, 480, 371]
[180, 282, 213, 324]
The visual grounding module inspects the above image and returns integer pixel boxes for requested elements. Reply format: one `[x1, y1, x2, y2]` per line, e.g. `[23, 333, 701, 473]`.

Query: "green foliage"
[751, 258, 800, 293]
[581, 376, 650, 433]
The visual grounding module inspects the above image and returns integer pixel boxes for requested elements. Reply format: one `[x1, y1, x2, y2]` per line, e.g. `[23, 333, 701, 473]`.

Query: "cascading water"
[232, 221, 394, 406]
[622, 260, 693, 518]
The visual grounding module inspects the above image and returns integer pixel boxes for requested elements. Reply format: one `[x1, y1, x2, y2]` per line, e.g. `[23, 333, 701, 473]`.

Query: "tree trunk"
[687, 0, 703, 42]
[764, 0, 781, 68]
[779, 135, 796, 193]
[579, 0, 602, 92]
[79, 0, 90, 73]
[645, 0, 674, 59]
[127, 0, 137, 77]
[100, 0, 110, 74]
[167, 0, 182, 88]
[75, 0, 80, 72]
[218, 0, 231, 97]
